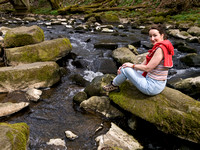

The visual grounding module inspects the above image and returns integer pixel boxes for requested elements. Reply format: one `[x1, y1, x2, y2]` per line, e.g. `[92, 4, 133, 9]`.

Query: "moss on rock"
[6, 38, 72, 66]
[109, 81, 200, 143]
[4, 25, 44, 48]
[100, 13, 120, 23]
[0, 122, 29, 150]
[0, 62, 61, 92]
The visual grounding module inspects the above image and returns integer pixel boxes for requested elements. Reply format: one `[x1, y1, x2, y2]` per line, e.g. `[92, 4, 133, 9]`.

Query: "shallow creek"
[0, 18, 200, 150]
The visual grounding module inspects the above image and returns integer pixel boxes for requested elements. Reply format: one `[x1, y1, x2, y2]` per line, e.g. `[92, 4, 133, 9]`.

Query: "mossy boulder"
[180, 53, 200, 67]
[80, 96, 124, 118]
[99, 13, 120, 23]
[84, 74, 115, 97]
[4, 25, 44, 48]
[5, 38, 72, 66]
[0, 61, 61, 92]
[109, 81, 200, 143]
[73, 91, 88, 104]
[112, 47, 146, 65]
[0, 122, 29, 150]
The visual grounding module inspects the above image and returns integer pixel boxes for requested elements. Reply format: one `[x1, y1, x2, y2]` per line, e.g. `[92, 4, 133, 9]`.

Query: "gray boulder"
[96, 122, 143, 150]
[6, 38, 72, 66]
[168, 29, 192, 40]
[112, 47, 136, 64]
[0, 122, 29, 150]
[93, 58, 118, 74]
[0, 102, 29, 117]
[4, 25, 44, 48]
[112, 47, 147, 65]
[80, 96, 124, 118]
[187, 26, 200, 36]
[84, 74, 115, 97]
[171, 76, 200, 98]
[0, 61, 61, 92]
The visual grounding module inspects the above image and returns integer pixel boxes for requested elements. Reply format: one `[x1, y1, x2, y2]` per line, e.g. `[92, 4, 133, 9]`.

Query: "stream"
[0, 16, 200, 150]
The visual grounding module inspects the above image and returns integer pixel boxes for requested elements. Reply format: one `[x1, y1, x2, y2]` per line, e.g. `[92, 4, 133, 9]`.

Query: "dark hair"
[149, 24, 168, 40]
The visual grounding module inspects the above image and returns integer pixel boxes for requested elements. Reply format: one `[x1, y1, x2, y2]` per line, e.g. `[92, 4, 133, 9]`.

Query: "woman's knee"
[121, 67, 134, 75]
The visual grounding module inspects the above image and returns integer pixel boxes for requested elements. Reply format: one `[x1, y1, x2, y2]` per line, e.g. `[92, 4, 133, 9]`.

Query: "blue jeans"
[113, 67, 167, 95]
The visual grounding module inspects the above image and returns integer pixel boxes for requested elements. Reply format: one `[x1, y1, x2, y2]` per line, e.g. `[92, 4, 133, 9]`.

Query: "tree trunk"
[47, 0, 63, 10]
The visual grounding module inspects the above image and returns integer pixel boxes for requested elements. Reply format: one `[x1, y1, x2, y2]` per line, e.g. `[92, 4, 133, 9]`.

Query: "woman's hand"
[122, 63, 134, 68]
[117, 63, 134, 74]
[117, 66, 122, 74]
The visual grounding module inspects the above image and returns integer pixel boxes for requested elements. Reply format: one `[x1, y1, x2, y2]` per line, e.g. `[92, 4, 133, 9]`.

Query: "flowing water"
[0, 16, 200, 149]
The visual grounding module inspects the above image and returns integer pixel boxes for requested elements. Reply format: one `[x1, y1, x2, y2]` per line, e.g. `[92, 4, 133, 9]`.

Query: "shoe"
[103, 81, 120, 92]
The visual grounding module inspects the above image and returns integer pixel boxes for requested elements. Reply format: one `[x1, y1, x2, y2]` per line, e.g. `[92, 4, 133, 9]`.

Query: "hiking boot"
[103, 82, 120, 92]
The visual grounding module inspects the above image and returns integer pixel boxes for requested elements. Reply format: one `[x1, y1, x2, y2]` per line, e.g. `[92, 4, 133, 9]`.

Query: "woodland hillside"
[0, 0, 199, 26]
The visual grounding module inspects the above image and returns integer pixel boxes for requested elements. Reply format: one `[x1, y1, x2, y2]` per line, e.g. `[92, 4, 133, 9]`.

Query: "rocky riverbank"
[0, 13, 200, 149]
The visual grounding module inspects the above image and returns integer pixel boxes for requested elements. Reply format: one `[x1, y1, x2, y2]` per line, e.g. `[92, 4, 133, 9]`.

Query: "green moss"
[171, 8, 200, 25]
[0, 122, 29, 150]
[4, 26, 44, 48]
[109, 81, 200, 143]
[6, 38, 72, 65]
[0, 62, 61, 89]
[100, 12, 120, 23]
[154, 16, 165, 23]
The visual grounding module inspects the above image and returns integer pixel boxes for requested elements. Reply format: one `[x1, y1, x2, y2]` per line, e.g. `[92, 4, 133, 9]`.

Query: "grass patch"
[118, 0, 134, 7]
[31, 6, 58, 15]
[171, 8, 200, 25]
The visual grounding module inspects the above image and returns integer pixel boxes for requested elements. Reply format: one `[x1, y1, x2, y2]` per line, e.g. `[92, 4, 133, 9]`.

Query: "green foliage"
[50, 10, 59, 15]
[154, 16, 165, 23]
[118, 0, 134, 7]
[135, 0, 142, 4]
[27, 0, 199, 25]
[31, 6, 58, 15]
[171, 9, 200, 25]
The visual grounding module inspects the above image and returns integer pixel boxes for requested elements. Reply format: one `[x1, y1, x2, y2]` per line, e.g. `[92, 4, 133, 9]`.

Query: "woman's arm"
[121, 48, 164, 72]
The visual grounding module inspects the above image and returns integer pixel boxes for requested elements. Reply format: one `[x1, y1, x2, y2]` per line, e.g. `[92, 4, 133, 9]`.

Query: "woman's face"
[149, 29, 164, 45]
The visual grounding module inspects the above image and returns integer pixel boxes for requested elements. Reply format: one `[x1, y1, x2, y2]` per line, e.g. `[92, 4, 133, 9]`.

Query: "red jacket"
[142, 40, 174, 77]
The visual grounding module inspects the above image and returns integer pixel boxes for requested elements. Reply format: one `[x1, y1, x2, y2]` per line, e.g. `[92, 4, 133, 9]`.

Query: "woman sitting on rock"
[103, 24, 174, 95]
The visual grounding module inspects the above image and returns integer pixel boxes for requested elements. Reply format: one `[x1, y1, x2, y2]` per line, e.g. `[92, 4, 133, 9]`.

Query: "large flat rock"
[0, 61, 61, 92]
[109, 81, 200, 143]
[6, 38, 72, 66]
